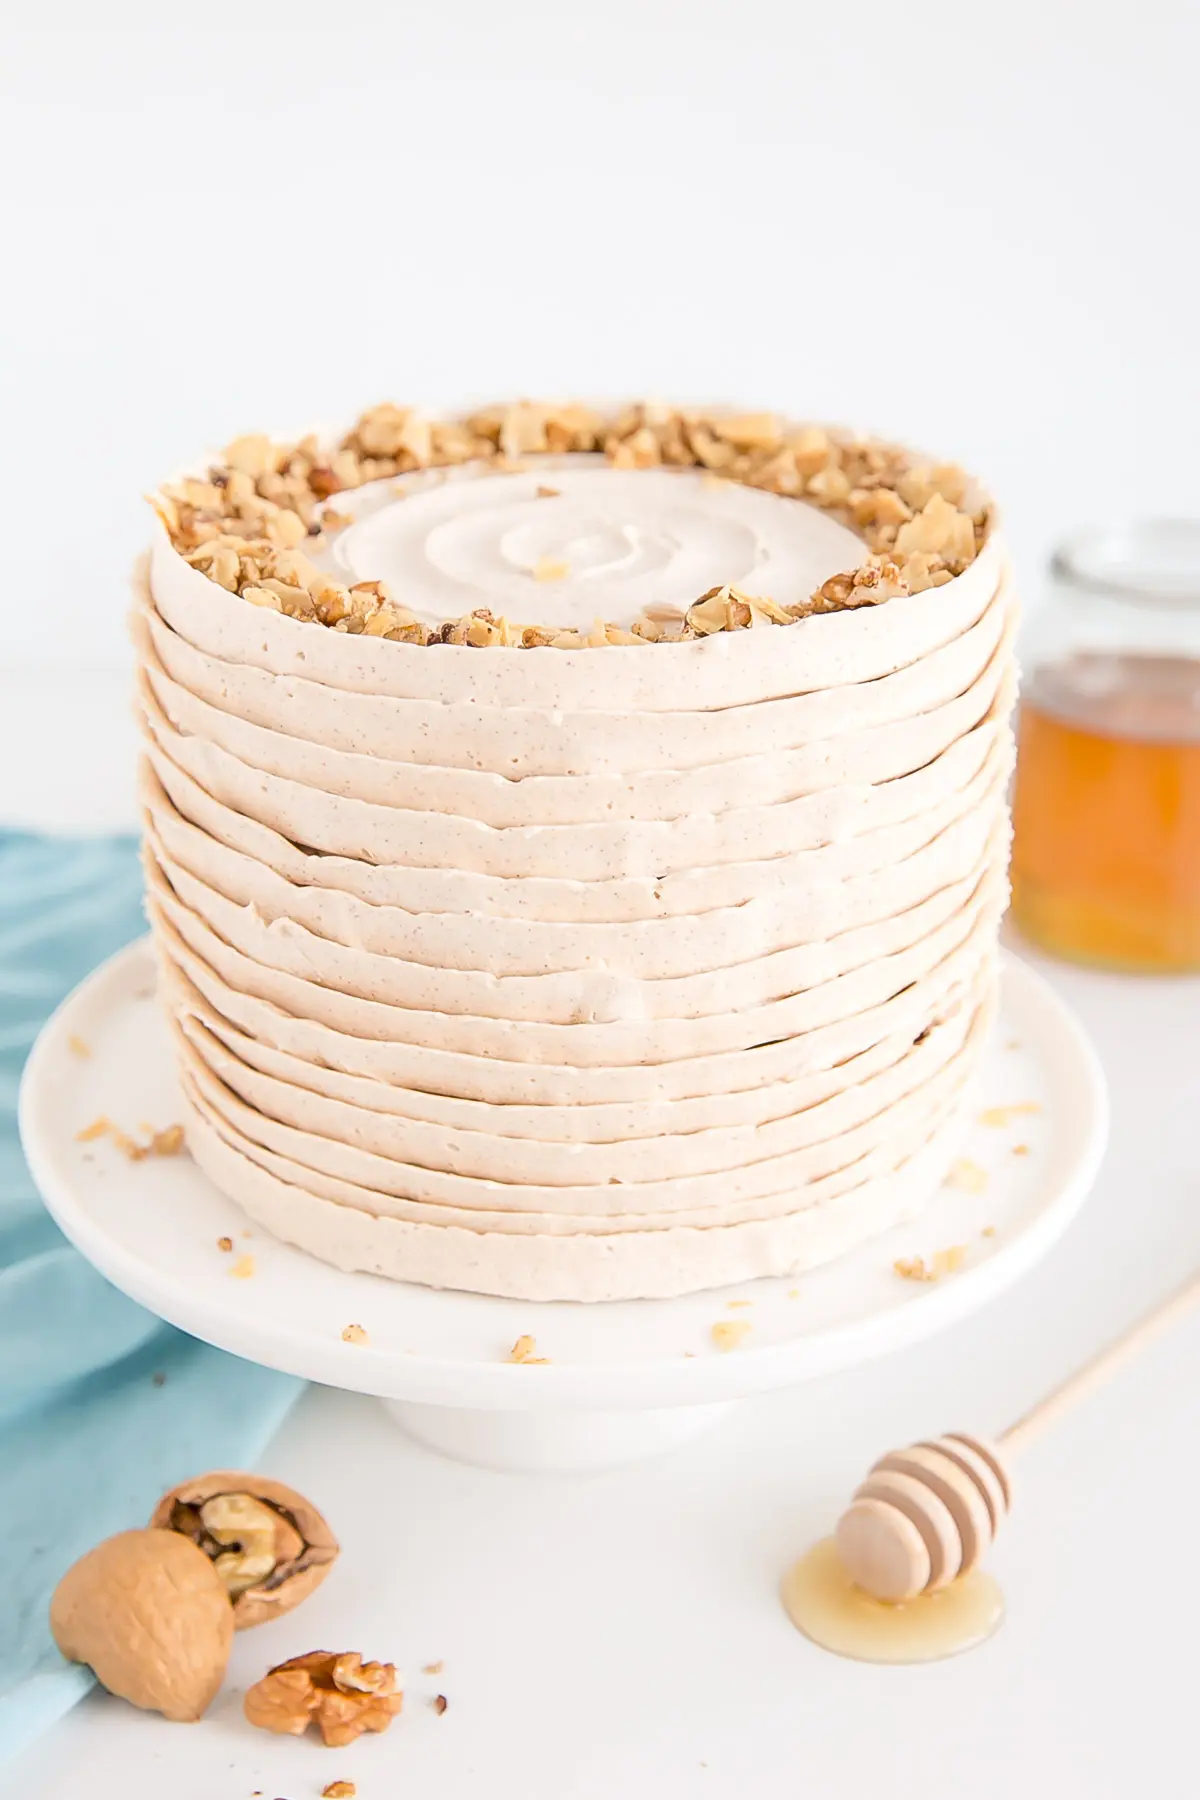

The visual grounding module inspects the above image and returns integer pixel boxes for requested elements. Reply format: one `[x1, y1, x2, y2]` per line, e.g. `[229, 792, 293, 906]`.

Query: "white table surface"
[7, 670, 1200, 1800]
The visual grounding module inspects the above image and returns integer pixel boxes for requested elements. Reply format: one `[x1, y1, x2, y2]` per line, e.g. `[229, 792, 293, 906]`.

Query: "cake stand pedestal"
[19, 942, 1107, 1473]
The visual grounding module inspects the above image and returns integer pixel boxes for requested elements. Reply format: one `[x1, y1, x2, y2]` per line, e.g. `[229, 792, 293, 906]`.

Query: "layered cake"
[135, 401, 1015, 1301]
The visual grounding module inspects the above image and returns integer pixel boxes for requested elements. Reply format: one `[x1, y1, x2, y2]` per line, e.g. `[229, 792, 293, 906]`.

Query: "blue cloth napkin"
[0, 833, 303, 1765]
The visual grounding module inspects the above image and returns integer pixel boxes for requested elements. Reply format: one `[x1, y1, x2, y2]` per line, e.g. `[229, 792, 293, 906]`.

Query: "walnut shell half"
[150, 1471, 338, 1630]
[50, 1529, 232, 1721]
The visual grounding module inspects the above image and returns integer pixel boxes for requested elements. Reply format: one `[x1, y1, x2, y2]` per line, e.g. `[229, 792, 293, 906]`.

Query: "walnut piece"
[244, 1651, 403, 1747]
[151, 1472, 338, 1629]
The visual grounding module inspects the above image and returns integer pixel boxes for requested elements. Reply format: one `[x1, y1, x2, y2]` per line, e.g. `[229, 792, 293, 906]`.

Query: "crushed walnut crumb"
[433, 1694, 448, 1715]
[894, 1244, 969, 1283]
[423, 1660, 445, 1675]
[341, 1323, 369, 1345]
[945, 1157, 989, 1194]
[75, 1117, 184, 1160]
[894, 1256, 937, 1283]
[979, 1102, 1041, 1128]
[711, 1319, 752, 1351]
[323, 1784, 357, 1798]
[154, 401, 990, 647]
[216, 1235, 233, 1253]
[508, 1334, 550, 1364]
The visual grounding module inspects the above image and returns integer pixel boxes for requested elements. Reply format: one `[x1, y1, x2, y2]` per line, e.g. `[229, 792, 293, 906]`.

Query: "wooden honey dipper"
[837, 1269, 1200, 1603]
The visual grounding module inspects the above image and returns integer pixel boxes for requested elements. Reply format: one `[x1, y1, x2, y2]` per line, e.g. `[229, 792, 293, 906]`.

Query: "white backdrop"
[2, 0, 1197, 673]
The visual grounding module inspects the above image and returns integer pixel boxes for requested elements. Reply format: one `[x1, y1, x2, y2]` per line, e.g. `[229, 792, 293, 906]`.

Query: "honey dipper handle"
[1000, 1269, 1200, 1457]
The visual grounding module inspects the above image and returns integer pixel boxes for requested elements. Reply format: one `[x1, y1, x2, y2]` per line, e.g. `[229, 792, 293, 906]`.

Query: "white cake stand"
[19, 940, 1107, 1472]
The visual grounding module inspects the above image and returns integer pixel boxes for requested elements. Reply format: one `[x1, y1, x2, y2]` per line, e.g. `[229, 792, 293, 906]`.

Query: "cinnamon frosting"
[137, 402, 1015, 1300]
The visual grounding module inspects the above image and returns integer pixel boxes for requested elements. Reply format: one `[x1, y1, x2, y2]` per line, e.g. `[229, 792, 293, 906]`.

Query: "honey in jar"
[1011, 649, 1200, 971]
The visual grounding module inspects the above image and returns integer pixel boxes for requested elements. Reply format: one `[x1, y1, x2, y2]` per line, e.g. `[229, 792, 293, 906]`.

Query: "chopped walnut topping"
[945, 1158, 990, 1194]
[244, 1651, 402, 1747]
[155, 402, 989, 645]
[423, 1659, 445, 1675]
[216, 1236, 233, 1253]
[341, 1323, 369, 1345]
[76, 1115, 111, 1143]
[536, 484, 561, 498]
[508, 1334, 550, 1364]
[711, 1319, 752, 1351]
[323, 1784, 357, 1799]
[433, 1693, 448, 1715]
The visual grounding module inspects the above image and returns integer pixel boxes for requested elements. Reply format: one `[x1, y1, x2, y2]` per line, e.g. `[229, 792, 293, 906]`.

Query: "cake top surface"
[153, 401, 992, 649]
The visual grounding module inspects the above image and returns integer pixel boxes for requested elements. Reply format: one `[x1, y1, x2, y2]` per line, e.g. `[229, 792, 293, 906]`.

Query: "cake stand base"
[386, 1398, 734, 1472]
[20, 942, 1107, 1475]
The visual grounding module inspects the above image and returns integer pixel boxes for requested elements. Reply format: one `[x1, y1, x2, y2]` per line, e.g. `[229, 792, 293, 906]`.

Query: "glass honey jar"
[1010, 521, 1200, 972]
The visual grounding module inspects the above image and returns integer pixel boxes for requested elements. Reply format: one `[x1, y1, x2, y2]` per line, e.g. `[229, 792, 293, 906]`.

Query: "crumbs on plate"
[944, 1157, 989, 1194]
[75, 1116, 185, 1160]
[894, 1244, 969, 1283]
[711, 1318, 752, 1351]
[978, 1102, 1041, 1128]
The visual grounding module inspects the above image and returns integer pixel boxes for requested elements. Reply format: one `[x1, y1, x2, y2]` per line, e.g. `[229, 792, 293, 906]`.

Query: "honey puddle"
[781, 1538, 1004, 1664]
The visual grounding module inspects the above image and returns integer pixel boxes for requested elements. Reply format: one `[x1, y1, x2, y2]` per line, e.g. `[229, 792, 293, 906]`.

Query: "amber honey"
[781, 1538, 1004, 1664]
[1011, 652, 1200, 971]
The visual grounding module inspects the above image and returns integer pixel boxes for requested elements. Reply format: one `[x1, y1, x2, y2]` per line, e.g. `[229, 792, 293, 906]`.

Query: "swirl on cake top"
[153, 401, 992, 647]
